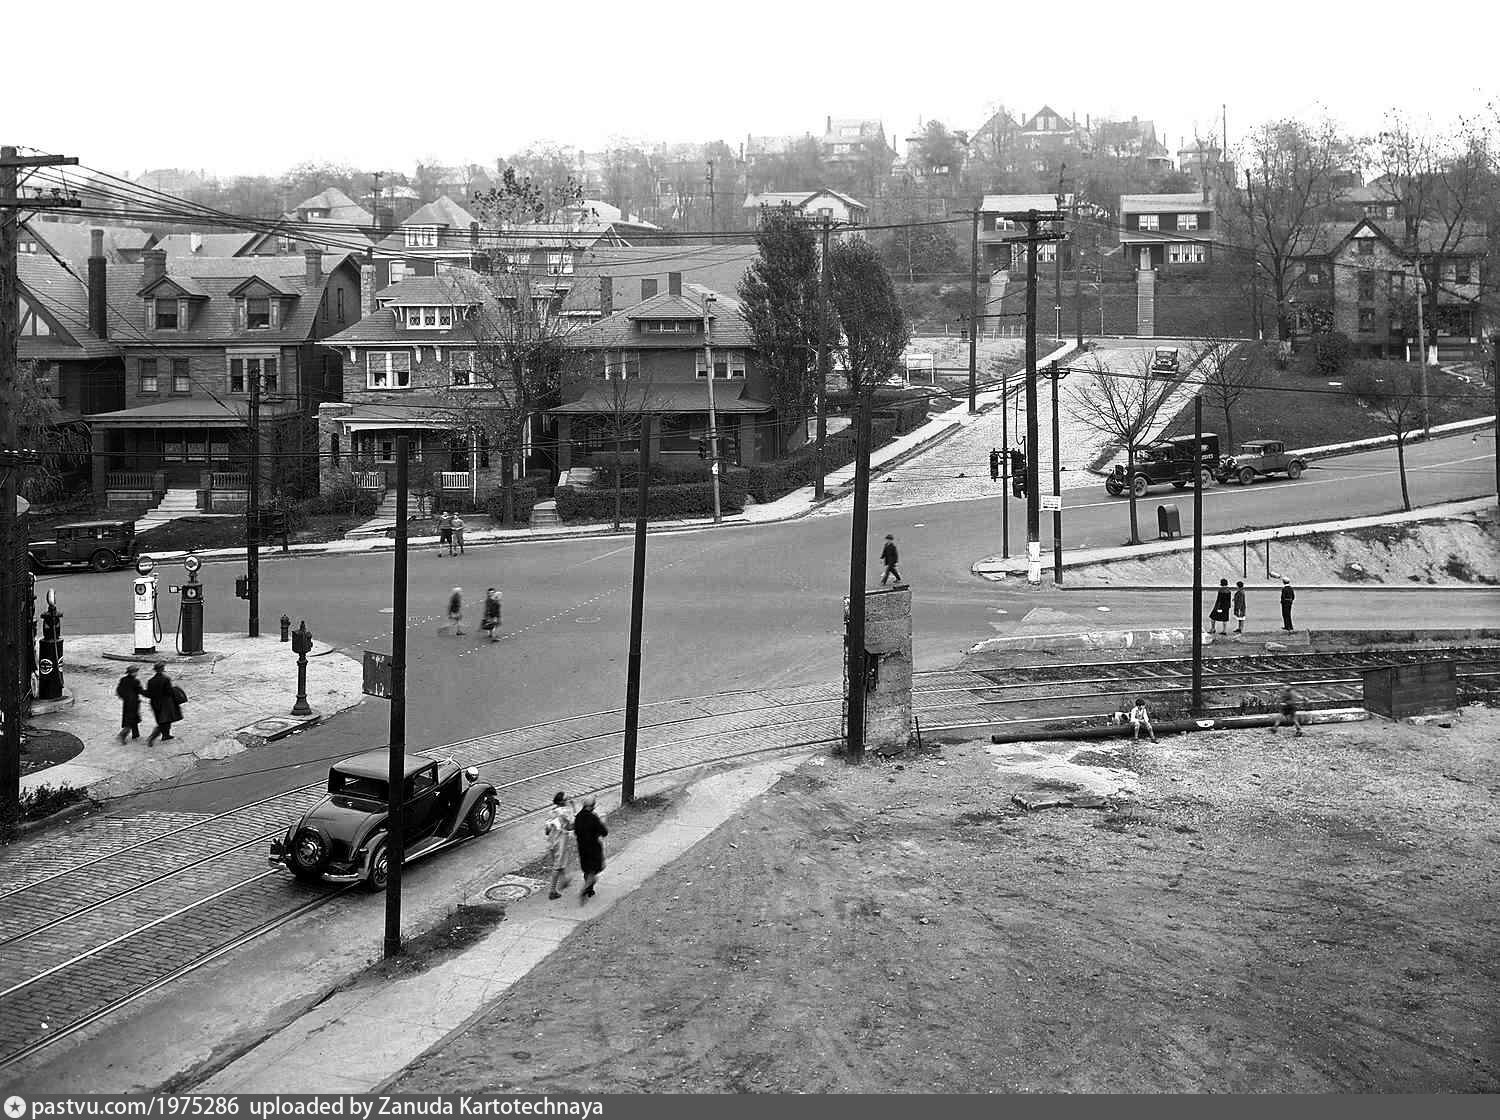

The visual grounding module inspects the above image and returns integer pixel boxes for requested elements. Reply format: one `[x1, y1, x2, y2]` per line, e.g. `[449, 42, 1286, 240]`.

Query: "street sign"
[1041, 493, 1063, 511]
[362, 650, 393, 699]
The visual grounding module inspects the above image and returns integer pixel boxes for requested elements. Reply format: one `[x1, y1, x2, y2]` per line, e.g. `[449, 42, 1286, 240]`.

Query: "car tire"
[467, 795, 497, 836]
[1105, 480, 1122, 497]
[286, 827, 331, 881]
[364, 838, 390, 892]
[1286, 461, 1304, 480]
[89, 549, 118, 573]
[1131, 476, 1149, 498]
[1238, 467, 1256, 486]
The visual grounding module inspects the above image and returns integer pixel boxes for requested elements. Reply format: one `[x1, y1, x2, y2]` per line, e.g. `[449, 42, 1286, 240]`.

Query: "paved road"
[33, 429, 1497, 815]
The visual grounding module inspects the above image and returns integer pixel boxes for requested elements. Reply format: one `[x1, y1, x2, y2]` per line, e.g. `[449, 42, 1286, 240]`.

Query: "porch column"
[556, 417, 572, 472]
[90, 427, 108, 497]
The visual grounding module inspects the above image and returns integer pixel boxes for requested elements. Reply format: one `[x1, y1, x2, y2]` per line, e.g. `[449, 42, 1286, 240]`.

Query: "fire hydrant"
[279, 614, 291, 642]
[290, 620, 313, 716]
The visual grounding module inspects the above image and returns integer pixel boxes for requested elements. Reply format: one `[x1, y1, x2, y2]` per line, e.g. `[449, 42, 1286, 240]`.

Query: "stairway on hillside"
[1136, 268, 1156, 336]
[134, 489, 202, 532]
[343, 490, 399, 539]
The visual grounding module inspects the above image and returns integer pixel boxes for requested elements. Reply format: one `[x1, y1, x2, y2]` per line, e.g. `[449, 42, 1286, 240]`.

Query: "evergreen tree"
[829, 238, 910, 394]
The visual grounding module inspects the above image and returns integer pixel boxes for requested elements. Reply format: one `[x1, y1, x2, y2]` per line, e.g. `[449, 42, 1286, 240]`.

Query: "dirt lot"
[394, 709, 1500, 1093]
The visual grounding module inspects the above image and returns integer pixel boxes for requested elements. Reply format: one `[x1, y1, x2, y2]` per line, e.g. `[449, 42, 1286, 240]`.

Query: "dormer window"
[247, 297, 271, 329]
[640, 319, 697, 334]
[405, 226, 438, 249]
[155, 298, 180, 330]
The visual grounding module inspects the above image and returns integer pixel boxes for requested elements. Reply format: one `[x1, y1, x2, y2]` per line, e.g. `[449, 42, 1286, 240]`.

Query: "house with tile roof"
[82, 247, 361, 506]
[742, 189, 867, 231]
[548, 271, 793, 471]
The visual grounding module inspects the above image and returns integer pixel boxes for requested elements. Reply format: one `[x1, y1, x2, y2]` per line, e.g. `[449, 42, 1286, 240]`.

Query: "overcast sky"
[8, 0, 1498, 181]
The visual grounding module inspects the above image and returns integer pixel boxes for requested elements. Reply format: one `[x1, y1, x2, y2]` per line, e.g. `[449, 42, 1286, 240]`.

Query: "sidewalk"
[23, 633, 365, 800]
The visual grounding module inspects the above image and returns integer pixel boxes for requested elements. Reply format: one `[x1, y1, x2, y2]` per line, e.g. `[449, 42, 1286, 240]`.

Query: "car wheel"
[89, 549, 118, 573]
[1131, 476, 1149, 498]
[1286, 461, 1304, 480]
[1105, 480, 1122, 497]
[467, 795, 497, 836]
[1238, 467, 1256, 486]
[365, 839, 390, 892]
[286, 827, 330, 881]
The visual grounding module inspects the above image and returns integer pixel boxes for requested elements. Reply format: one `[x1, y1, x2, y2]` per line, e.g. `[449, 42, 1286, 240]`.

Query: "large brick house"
[83, 247, 360, 506]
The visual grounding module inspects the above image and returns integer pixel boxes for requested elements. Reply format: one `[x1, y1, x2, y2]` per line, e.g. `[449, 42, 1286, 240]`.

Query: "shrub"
[484, 482, 539, 524]
[20, 782, 85, 822]
[555, 478, 747, 522]
[584, 453, 713, 485]
[744, 416, 900, 503]
[1309, 331, 1354, 376]
[302, 477, 378, 517]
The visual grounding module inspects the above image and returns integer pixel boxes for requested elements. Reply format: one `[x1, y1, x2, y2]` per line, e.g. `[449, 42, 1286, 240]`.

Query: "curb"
[968, 627, 1500, 654]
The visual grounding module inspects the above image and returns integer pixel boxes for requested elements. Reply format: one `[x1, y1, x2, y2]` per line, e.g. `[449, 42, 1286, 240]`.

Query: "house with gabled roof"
[242, 187, 380, 256]
[369, 194, 489, 288]
[1017, 105, 1079, 170]
[978, 194, 1074, 272]
[154, 231, 265, 259]
[966, 107, 1021, 170]
[558, 244, 758, 322]
[742, 188, 867, 231]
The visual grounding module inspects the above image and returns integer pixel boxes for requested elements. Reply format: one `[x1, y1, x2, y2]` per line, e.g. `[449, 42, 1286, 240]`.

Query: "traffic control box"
[1157, 504, 1182, 540]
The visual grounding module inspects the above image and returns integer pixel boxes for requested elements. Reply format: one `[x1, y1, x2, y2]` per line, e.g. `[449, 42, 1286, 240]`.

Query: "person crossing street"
[880, 535, 901, 585]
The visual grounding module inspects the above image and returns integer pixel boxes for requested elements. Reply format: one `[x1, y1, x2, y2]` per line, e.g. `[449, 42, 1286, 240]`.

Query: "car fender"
[443, 781, 498, 837]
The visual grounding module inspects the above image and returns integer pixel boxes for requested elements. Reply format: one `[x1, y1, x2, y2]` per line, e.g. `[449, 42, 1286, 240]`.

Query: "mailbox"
[1157, 504, 1182, 540]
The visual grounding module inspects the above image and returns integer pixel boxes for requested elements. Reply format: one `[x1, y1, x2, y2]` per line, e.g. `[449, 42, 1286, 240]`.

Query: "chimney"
[304, 248, 322, 287]
[642, 278, 658, 300]
[88, 229, 108, 339]
[599, 275, 613, 317]
[360, 262, 377, 319]
[826, 114, 832, 134]
[470, 220, 480, 248]
[668, 271, 682, 297]
[142, 248, 166, 289]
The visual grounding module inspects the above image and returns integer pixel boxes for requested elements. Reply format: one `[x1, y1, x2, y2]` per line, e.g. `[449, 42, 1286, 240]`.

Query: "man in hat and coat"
[145, 661, 184, 745]
[116, 665, 144, 742]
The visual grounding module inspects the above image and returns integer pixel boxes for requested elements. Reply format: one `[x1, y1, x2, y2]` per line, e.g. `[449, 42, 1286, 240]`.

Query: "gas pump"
[37, 589, 64, 702]
[169, 555, 205, 656]
[132, 555, 162, 655]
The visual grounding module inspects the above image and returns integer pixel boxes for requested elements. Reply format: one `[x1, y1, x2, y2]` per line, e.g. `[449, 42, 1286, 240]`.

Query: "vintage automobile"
[28, 520, 139, 572]
[1104, 433, 1221, 498]
[270, 750, 498, 890]
[1150, 346, 1180, 376]
[1217, 439, 1307, 486]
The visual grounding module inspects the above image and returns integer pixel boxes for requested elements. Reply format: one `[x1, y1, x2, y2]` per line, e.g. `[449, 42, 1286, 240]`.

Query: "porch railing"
[438, 472, 473, 491]
[210, 472, 248, 489]
[107, 471, 165, 492]
[355, 471, 385, 490]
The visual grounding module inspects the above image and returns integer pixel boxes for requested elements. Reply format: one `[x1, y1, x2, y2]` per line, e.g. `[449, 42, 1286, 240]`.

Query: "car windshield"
[329, 771, 388, 801]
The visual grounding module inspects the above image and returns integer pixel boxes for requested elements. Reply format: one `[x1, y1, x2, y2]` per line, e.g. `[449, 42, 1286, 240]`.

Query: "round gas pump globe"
[183, 554, 201, 573]
[135, 555, 156, 576]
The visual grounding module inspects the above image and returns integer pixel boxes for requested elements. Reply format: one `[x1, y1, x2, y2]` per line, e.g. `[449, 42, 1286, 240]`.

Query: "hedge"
[555, 478, 747, 522]
[484, 482, 539, 524]
[744, 416, 898, 503]
[584, 453, 713, 485]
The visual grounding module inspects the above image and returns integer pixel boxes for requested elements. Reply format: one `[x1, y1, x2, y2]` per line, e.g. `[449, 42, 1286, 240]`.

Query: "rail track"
[1, 645, 1494, 1069]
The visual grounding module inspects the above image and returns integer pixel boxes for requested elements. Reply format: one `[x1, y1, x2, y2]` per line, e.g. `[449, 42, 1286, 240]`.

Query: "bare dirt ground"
[393, 709, 1500, 1093]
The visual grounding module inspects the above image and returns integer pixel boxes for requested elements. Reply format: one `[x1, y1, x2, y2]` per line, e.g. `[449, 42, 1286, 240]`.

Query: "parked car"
[28, 520, 139, 572]
[1104, 433, 1221, 498]
[269, 750, 498, 890]
[1216, 439, 1306, 486]
[1150, 347, 1180, 376]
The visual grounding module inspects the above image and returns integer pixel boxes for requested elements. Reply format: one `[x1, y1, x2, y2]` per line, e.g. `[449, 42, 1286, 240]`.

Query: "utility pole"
[1000, 361, 1010, 560]
[1, 146, 79, 829]
[1415, 257, 1431, 437]
[371, 170, 382, 234]
[1048, 361, 1064, 585]
[702, 294, 722, 522]
[247, 358, 261, 636]
[967, 206, 980, 413]
[621, 420, 652, 802]
[1054, 168, 1065, 340]
[815, 216, 831, 500]
[844, 387, 873, 761]
[1492, 331, 1499, 508]
[1191, 397, 1204, 714]
[383, 435, 410, 959]
[1245, 171, 1262, 341]
[1072, 196, 1083, 347]
[705, 159, 715, 233]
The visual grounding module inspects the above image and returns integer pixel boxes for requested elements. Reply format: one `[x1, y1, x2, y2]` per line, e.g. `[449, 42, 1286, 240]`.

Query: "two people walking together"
[436, 512, 466, 557]
[116, 661, 186, 745]
[440, 586, 503, 640]
[545, 791, 609, 903]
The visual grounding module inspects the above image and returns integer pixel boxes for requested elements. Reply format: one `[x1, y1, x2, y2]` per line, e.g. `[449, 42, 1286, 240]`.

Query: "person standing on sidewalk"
[451, 515, 466, 557]
[1232, 580, 1247, 635]
[480, 587, 502, 641]
[1209, 579, 1232, 635]
[437, 512, 452, 555]
[1280, 577, 1296, 632]
[545, 791, 576, 900]
[880, 534, 901, 585]
[116, 665, 144, 742]
[441, 587, 465, 635]
[145, 662, 183, 745]
[573, 795, 609, 901]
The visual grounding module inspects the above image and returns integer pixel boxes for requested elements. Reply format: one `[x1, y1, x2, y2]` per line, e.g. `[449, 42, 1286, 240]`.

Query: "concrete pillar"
[848, 585, 913, 755]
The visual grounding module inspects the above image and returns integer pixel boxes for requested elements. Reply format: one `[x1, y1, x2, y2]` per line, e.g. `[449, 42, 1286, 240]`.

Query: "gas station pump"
[132, 555, 161, 655]
[37, 588, 64, 701]
[169, 555, 205, 656]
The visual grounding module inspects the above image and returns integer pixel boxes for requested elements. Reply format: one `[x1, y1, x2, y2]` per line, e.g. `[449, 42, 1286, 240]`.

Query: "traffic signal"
[235, 575, 250, 600]
[1010, 450, 1028, 499]
[989, 449, 1000, 482]
[697, 438, 709, 460]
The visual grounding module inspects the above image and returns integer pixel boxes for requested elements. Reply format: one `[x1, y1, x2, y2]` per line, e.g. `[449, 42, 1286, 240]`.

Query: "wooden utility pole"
[967, 207, 980, 413]
[1191, 398, 1204, 714]
[383, 436, 410, 959]
[814, 216, 831, 500]
[1415, 258, 1431, 437]
[844, 387, 873, 761]
[247, 356, 261, 636]
[1, 146, 79, 830]
[621, 420, 652, 803]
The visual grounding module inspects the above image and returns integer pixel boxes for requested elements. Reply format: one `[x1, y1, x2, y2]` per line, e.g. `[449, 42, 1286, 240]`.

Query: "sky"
[6, 0, 1499, 182]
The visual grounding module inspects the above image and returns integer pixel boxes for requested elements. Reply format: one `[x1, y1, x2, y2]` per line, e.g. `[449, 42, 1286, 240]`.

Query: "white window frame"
[603, 351, 640, 380]
[367, 351, 413, 390]
[449, 350, 476, 387]
[1167, 242, 1206, 265]
[1137, 213, 1160, 231]
[404, 226, 438, 249]
[438, 306, 453, 328]
[546, 252, 574, 276]
[228, 351, 279, 394]
[389, 261, 409, 284]
[696, 349, 747, 380]
[1177, 213, 1199, 231]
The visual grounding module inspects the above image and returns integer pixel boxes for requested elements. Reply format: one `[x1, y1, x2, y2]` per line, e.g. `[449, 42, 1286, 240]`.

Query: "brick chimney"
[88, 229, 108, 339]
[360, 262, 377, 319]
[599, 275, 612, 317]
[668, 271, 682, 296]
[142, 248, 166, 289]
[304, 248, 322, 287]
[641, 278, 658, 300]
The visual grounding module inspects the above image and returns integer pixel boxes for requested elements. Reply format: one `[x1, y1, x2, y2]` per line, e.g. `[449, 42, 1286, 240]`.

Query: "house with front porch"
[82, 247, 361, 511]
[548, 271, 797, 471]
[742, 189, 867, 232]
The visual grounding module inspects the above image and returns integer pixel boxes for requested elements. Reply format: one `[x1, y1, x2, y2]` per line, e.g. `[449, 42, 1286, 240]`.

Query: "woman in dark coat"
[572, 795, 609, 901]
[116, 666, 144, 742]
[145, 661, 183, 746]
[1208, 578, 1232, 635]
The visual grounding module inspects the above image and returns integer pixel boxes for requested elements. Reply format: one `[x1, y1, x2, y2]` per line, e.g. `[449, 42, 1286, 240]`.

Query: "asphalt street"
[35, 428, 1498, 814]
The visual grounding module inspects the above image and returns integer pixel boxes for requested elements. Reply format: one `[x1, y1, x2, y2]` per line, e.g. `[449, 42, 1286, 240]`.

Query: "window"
[1387, 271, 1404, 298]
[696, 350, 747, 379]
[367, 351, 412, 389]
[211, 439, 228, 461]
[172, 359, 190, 394]
[603, 351, 640, 380]
[1177, 213, 1198, 231]
[247, 297, 270, 329]
[1358, 307, 1375, 332]
[1455, 260, 1472, 285]
[1167, 243, 1205, 264]
[404, 226, 437, 248]
[260, 357, 278, 393]
[1357, 238, 1374, 256]
[438, 307, 453, 328]
[229, 358, 245, 393]
[229, 355, 277, 394]
[546, 252, 574, 276]
[186, 437, 207, 462]
[1357, 272, 1375, 302]
[139, 359, 159, 394]
[449, 350, 474, 387]
[423, 307, 438, 327]
[389, 261, 408, 285]
[641, 319, 696, 334]
[154, 298, 179, 330]
[840, 125, 860, 138]
[336, 287, 346, 323]
[1136, 214, 1159, 230]
[162, 437, 184, 461]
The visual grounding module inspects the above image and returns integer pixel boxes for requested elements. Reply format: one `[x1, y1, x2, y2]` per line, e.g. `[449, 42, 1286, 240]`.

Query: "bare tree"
[569, 351, 662, 532]
[1345, 360, 1448, 512]
[1069, 353, 1179, 545]
[1195, 338, 1263, 451]
[6, 360, 91, 503]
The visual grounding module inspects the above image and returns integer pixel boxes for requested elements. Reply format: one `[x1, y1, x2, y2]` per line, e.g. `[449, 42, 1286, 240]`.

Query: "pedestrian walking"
[144, 661, 184, 746]
[1271, 686, 1305, 736]
[1233, 580, 1247, 635]
[1280, 577, 1296, 632]
[573, 795, 609, 902]
[545, 791, 576, 899]
[879, 534, 901, 585]
[1128, 697, 1157, 743]
[989, 447, 1000, 482]
[437, 512, 453, 555]
[1208, 578, 1232, 635]
[451, 515, 466, 556]
[480, 587, 502, 641]
[440, 587, 465, 635]
[115, 665, 144, 742]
